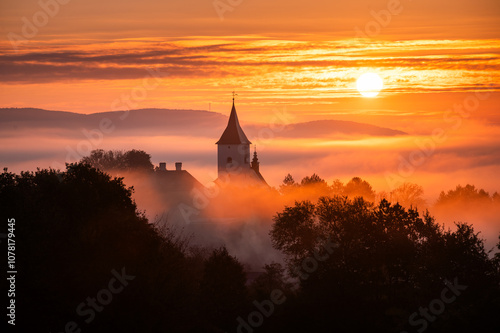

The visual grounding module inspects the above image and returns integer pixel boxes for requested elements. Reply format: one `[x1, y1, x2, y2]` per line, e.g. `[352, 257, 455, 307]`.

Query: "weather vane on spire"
[232, 91, 238, 102]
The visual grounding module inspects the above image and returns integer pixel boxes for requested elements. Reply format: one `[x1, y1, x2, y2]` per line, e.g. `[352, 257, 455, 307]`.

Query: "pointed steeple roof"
[251, 146, 260, 172]
[216, 100, 252, 145]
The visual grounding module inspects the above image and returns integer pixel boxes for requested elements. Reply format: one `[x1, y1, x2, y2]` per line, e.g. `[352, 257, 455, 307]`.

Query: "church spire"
[251, 145, 260, 173]
[216, 95, 251, 145]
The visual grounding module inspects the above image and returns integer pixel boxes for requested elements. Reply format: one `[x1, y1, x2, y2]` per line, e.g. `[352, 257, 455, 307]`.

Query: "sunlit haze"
[2, 1, 500, 332]
[2, 0, 500, 231]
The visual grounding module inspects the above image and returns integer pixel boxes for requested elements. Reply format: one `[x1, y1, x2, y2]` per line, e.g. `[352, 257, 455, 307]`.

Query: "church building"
[154, 97, 269, 223]
[215, 98, 267, 186]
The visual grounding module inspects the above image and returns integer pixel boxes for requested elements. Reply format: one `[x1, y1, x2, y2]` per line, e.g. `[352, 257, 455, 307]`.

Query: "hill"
[0, 107, 407, 139]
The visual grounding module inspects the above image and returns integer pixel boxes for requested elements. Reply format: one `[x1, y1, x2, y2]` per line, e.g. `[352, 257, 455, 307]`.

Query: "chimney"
[159, 162, 166, 171]
[175, 162, 182, 171]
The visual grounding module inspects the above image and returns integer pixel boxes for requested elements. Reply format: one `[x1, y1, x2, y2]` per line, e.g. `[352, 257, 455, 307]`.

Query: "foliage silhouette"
[0, 164, 240, 332]
[343, 176, 375, 201]
[436, 184, 492, 206]
[1, 164, 499, 333]
[249, 262, 294, 301]
[386, 182, 426, 208]
[81, 149, 154, 172]
[270, 196, 500, 332]
[199, 246, 248, 331]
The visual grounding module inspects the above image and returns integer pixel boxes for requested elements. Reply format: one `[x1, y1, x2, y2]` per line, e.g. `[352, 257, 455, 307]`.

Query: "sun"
[356, 73, 384, 97]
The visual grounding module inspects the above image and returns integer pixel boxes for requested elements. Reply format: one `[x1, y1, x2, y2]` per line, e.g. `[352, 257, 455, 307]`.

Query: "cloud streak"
[1, 39, 499, 92]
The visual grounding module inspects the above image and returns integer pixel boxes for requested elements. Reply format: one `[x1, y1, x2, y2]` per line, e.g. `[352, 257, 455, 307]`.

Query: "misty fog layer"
[115, 170, 500, 269]
[1, 108, 499, 265]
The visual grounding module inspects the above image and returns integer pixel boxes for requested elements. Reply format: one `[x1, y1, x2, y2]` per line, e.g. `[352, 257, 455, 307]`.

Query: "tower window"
[227, 157, 232, 163]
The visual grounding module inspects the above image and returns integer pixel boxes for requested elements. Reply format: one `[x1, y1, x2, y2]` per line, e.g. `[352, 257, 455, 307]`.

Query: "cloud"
[1, 39, 499, 93]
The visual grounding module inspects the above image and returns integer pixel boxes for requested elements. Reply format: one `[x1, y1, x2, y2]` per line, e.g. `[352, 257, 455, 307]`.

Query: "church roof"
[252, 168, 268, 186]
[214, 169, 269, 188]
[216, 101, 252, 145]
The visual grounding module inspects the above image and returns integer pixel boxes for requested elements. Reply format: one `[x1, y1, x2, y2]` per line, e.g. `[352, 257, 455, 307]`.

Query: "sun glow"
[356, 73, 384, 97]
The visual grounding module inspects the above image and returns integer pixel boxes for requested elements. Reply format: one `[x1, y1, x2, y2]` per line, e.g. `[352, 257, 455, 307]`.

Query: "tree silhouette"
[386, 182, 426, 208]
[493, 192, 500, 203]
[283, 173, 296, 186]
[269, 195, 500, 332]
[436, 184, 491, 206]
[300, 173, 327, 186]
[122, 149, 154, 170]
[279, 173, 298, 194]
[330, 178, 344, 196]
[249, 262, 293, 301]
[199, 246, 248, 331]
[495, 234, 500, 269]
[0, 164, 197, 332]
[81, 149, 154, 172]
[343, 176, 375, 201]
[3, 163, 499, 333]
[300, 173, 331, 197]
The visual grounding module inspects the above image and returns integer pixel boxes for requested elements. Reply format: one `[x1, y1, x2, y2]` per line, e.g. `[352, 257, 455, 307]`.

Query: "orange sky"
[1, 0, 499, 196]
[1, 0, 499, 115]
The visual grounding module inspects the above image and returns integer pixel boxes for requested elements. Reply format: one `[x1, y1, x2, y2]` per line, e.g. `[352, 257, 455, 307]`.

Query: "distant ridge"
[0, 108, 407, 138]
[275, 120, 407, 137]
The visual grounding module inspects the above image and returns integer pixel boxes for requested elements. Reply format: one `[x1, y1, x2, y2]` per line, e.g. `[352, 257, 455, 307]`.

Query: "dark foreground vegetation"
[1, 163, 499, 333]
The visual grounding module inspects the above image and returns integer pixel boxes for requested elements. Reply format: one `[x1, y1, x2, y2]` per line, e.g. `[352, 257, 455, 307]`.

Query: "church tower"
[216, 97, 251, 178]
